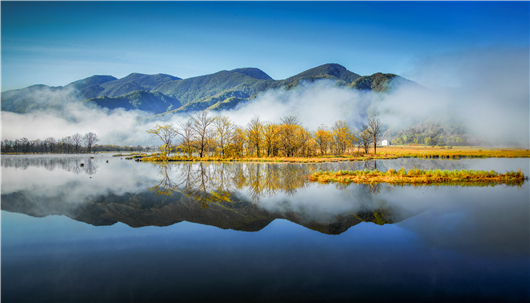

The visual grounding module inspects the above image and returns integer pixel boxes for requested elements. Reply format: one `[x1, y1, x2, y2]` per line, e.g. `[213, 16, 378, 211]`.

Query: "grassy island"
[309, 168, 526, 187]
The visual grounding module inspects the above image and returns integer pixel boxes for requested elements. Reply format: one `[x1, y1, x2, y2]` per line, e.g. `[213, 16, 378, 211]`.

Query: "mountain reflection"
[2, 156, 528, 256]
[1, 158, 402, 234]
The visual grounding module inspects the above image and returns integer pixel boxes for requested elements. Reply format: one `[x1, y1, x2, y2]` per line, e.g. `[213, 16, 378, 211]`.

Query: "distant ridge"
[1, 63, 414, 116]
[230, 68, 273, 80]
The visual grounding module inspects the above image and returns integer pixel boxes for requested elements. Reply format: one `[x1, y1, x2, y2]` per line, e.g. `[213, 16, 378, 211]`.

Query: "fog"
[220, 80, 372, 130]
[1, 88, 189, 146]
[378, 47, 529, 146]
[2, 47, 528, 147]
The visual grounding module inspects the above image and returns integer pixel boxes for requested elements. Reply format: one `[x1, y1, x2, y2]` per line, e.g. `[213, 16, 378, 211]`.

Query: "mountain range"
[1, 63, 407, 116]
[2, 63, 467, 144]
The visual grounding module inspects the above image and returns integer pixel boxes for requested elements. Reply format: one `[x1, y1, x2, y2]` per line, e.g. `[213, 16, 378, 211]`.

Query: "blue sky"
[2, 1, 528, 91]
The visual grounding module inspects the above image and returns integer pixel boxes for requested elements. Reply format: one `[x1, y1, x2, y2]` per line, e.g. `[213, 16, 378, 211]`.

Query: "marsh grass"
[309, 168, 526, 187]
[379, 146, 530, 159]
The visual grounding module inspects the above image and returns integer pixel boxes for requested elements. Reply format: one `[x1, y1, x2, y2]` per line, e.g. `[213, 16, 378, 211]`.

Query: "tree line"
[147, 111, 383, 158]
[2, 132, 99, 154]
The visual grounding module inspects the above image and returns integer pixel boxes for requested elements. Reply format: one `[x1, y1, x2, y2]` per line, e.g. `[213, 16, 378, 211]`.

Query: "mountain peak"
[230, 68, 273, 80]
[67, 75, 117, 88]
[283, 63, 361, 84]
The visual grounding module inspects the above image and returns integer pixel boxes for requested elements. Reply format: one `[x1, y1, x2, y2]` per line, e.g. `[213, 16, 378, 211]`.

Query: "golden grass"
[309, 168, 526, 187]
[377, 146, 530, 159]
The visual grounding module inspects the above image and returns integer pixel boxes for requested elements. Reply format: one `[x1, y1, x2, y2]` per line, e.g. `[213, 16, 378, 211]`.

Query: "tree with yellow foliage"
[332, 120, 355, 155]
[213, 115, 233, 157]
[315, 125, 332, 155]
[246, 115, 264, 157]
[146, 123, 179, 156]
[262, 121, 280, 157]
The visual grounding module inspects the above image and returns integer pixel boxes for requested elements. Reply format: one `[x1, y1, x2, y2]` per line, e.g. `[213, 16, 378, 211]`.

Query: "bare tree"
[62, 136, 73, 154]
[45, 137, 56, 153]
[246, 115, 264, 157]
[176, 119, 196, 157]
[83, 132, 99, 153]
[72, 133, 83, 153]
[146, 123, 179, 156]
[213, 116, 233, 157]
[364, 118, 383, 154]
[358, 127, 372, 154]
[190, 111, 215, 158]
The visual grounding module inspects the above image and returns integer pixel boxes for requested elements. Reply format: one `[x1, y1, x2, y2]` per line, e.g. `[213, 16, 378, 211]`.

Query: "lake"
[2, 154, 529, 302]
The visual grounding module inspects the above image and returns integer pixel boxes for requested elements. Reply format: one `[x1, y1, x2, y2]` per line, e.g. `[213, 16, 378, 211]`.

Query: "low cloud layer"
[382, 47, 529, 146]
[220, 80, 372, 130]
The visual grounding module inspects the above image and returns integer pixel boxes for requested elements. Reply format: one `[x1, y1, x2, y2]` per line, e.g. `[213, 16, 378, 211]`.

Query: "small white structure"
[381, 140, 390, 146]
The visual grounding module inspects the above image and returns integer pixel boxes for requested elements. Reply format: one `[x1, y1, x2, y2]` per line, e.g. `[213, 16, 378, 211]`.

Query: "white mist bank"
[220, 80, 372, 130]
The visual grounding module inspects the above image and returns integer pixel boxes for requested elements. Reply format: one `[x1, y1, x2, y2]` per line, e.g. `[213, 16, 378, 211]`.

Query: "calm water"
[2, 154, 529, 302]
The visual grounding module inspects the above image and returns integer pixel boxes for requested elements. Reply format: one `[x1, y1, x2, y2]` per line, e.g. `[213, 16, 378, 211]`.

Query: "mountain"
[150, 68, 276, 106]
[279, 63, 361, 89]
[98, 73, 180, 97]
[65, 75, 117, 99]
[67, 73, 180, 99]
[152, 64, 366, 114]
[1, 63, 410, 115]
[85, 90, 182, 113]
[0, 84, 77, 113]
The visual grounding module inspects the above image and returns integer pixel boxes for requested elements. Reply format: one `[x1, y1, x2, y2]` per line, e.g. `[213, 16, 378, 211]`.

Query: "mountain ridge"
[1, 63, 414, 118]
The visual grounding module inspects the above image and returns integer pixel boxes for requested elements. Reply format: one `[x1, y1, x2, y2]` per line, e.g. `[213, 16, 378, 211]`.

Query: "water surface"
[2, 155, 529, 302]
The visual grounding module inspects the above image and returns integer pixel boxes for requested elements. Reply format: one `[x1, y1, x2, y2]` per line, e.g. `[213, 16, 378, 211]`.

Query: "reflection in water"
[148, 162, 317, 207]
[1, 157, 401, 234]
[363, 182, 383, 194]
[1, 155, 98, 175]
[2, 156, 528, 303]
[1, 156, 528, 238]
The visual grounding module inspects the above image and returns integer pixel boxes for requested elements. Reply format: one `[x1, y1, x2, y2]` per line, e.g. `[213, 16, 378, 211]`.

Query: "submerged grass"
[309, 168, 526, 187]
[138, 147, 530, 163]
[140, 154, 399, 163]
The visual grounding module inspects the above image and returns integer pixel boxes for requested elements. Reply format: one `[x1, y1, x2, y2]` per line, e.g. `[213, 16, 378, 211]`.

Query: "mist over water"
[2, 48, 528, 147]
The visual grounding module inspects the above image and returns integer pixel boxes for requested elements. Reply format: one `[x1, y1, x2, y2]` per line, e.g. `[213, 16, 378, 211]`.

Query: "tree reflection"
[362, 183, 383, 194]
[148, 162, 318, 208]
[1, 156, 98, 175]
[148, 162, 181, 196]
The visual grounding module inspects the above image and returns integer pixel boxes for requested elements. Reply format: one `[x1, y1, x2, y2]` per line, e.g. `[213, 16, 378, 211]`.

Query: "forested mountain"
[1, 63, 403, 115]
[1, 84, 78, 113]
[85, 91, 182, 113]
[3, 63, 466, 144]
[67, 73, 181, 99]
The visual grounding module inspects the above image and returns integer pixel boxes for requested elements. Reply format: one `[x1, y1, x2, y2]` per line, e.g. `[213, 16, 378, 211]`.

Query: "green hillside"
[65, 75, 118, 99]
[2, 63, 411, 116]
[99, 73, 180, 97]
[85, 90, 182, 113]
[280, 63, 361, 87]
[1, 85, 76, 113]
[151, 69, 276, 105]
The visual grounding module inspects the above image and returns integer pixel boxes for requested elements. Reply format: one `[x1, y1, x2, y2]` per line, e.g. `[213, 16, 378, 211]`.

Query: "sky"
[2, 1, 529, 91]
